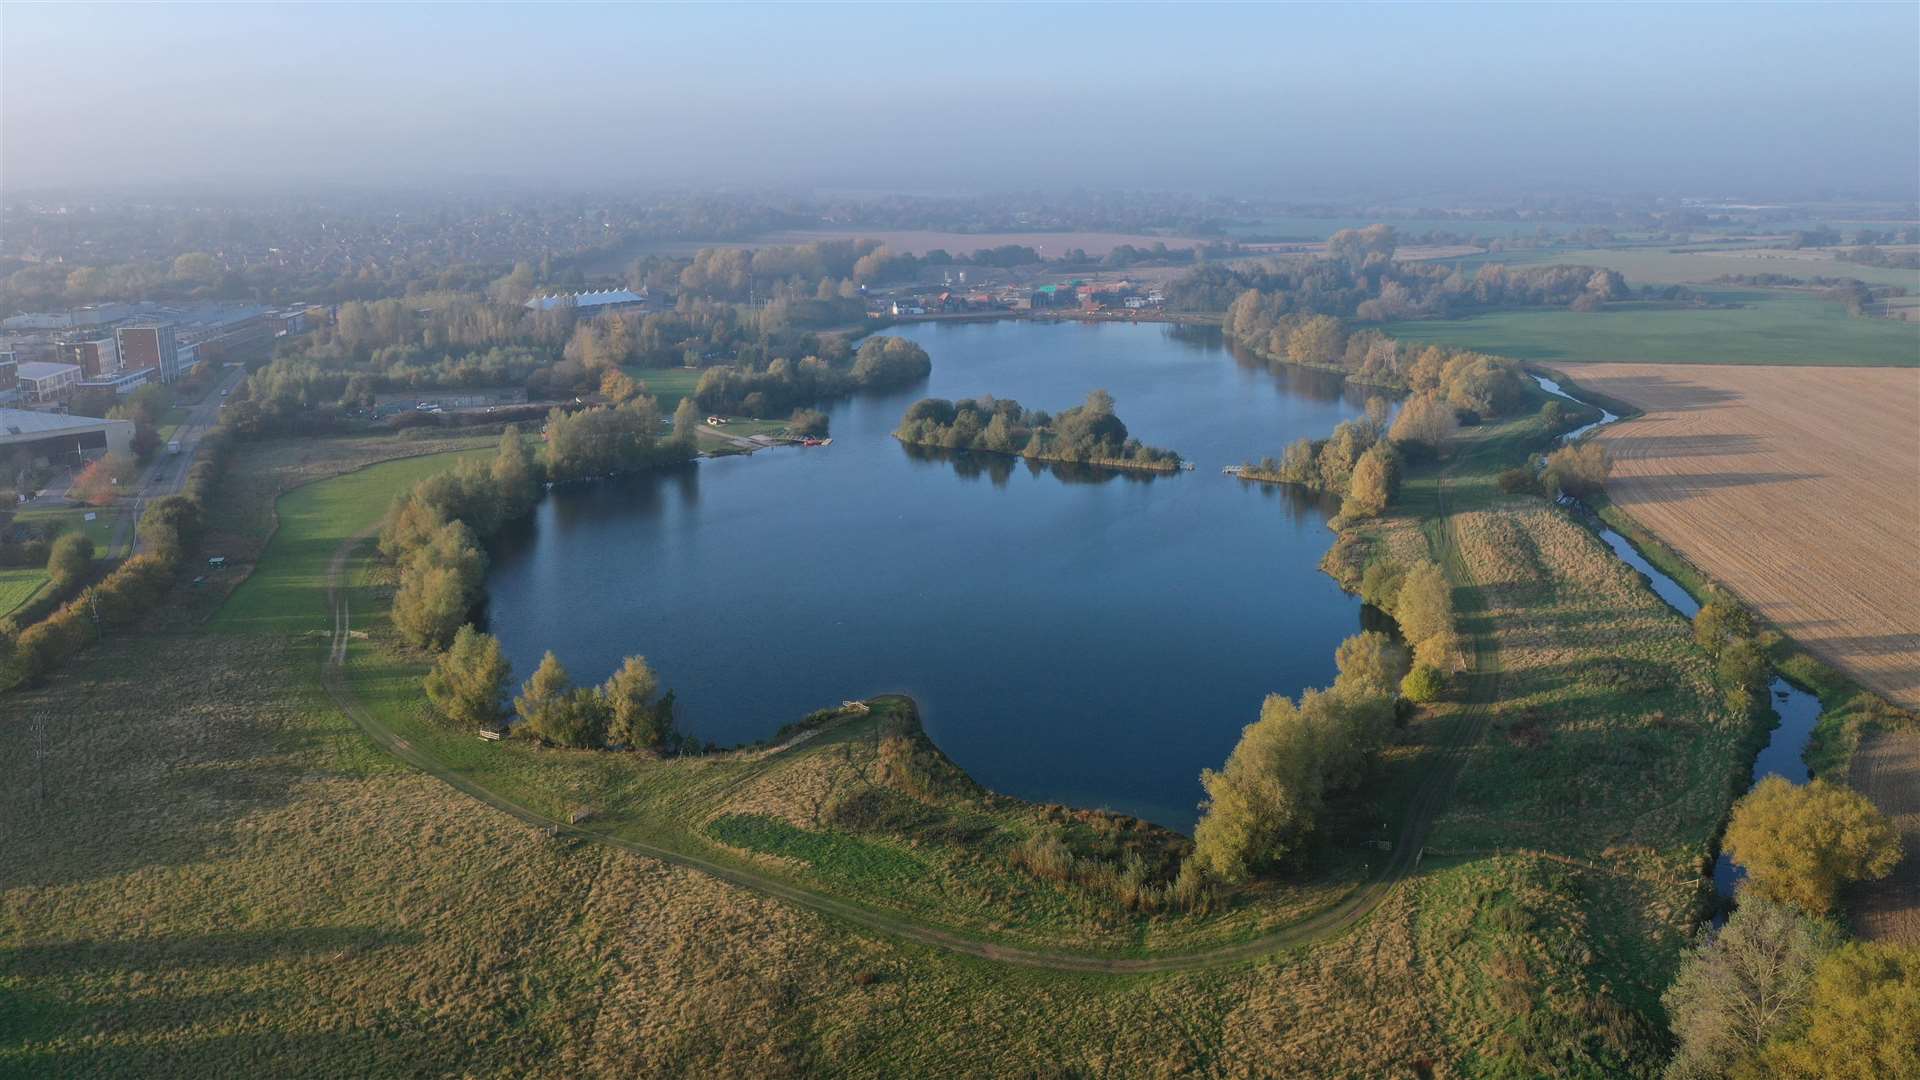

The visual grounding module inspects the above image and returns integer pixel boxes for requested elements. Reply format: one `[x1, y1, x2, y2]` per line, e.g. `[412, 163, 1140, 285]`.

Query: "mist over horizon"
[5, 2, 1918, 203]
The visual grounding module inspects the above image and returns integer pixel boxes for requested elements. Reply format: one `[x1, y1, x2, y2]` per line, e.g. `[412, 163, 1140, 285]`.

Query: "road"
[317, 447, 1503, 973]
[106, 365, 247, 557]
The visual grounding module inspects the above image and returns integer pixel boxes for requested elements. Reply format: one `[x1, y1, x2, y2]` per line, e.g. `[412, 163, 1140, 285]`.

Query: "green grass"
[1385, 288, 1919, 366]
[0, 567, 50, 616]
[621, 366, 702, 412]
[15, 507, 117, 552]
[211, 448, 490, 637]
[708, 814, 926, 885]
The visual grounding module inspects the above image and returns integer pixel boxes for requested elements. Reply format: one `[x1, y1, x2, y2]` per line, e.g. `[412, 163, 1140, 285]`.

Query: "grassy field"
[0, 568, 50, 617]
[1384, 288, 1920, 367]
[621, 366, 702, 413]
[213, 447, 493, 638]
[1566, 363, 1920, 710]
[16, 507, 118, 553]
[0, 398, 1776, 1075]
[1448, 244, 1920, 290]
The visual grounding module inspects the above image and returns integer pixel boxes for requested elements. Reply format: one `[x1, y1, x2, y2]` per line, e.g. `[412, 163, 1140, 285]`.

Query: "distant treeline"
[895, 390, 1182, 472]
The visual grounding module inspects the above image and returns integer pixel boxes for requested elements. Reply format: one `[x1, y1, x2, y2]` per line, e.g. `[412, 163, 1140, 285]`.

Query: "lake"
[484, 320, 1385, 829]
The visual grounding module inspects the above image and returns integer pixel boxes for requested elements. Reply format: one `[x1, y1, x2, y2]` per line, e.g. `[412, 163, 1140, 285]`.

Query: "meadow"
[1384, 287, 1920, 366]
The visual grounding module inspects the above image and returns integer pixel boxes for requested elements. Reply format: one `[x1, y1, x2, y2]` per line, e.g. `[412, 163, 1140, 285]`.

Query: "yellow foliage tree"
[1723, 777, 1901, 915]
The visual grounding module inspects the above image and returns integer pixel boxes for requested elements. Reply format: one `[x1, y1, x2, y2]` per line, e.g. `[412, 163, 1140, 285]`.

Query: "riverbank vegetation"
[894, 390, 1182, 471]
[691, 335, 931, 418]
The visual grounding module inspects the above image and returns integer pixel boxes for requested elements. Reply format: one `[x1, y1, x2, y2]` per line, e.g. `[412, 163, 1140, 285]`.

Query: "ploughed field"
[1850, 728, 1920, 944]
[1570, 363, 1920, 709]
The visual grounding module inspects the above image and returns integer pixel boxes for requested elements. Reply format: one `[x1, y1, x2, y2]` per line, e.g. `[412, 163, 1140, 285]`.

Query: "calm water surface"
[486, 321, 1383, 829]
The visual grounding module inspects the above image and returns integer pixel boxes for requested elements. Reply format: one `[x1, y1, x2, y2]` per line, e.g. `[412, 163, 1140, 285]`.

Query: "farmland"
[1848, 728, 1920, 944]
[1561, 363, 1920, 710]
[1449, 244, 1920, 290]
[1382, 288, 1920, 366]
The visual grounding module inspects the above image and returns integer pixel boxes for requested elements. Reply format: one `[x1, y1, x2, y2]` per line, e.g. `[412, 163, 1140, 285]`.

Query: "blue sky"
[4, 2, 1916, 197]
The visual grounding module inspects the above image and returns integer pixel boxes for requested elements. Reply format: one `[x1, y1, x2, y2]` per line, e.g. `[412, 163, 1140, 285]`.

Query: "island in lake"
[894, 389, 1183, 473]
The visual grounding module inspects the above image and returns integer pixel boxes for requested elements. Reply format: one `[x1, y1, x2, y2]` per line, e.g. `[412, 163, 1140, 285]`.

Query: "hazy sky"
[4, 2, 1917, 199]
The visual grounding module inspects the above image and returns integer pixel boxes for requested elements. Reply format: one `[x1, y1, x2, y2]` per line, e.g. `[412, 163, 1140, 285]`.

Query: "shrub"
[1401, 663, 1446, 702]
[1496, 467, 1536, 494]
[45, 533, 94, 591]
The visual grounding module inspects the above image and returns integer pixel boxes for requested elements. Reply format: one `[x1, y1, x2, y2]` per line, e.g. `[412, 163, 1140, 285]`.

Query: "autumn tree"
[1189, 686, 1392, 882]
[1756, 941, 1920, 1079]
[392, 565, 471, 650]
[1541, 441, 1610, 499]
[1394, 560, 1454, 647]
[1340, 442, 1399, 519]
[1333, 631, 1409, 697]
[46, 533, 94, 592]
[514, 651, 606, 748]
[424, 625, 510, 729]
[1723, 777, 1902, 915]
[489, 424, 542, 519]
[1387, 392, 1458, 455]
[1662, 894, 1841, 1079]
[601, 654, 677, 751]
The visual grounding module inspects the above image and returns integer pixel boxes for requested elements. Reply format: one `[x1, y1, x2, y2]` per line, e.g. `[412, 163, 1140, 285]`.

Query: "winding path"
[317, 466, 1500, 973]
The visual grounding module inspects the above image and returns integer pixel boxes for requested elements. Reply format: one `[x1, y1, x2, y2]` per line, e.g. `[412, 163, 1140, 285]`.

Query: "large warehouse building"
[0, 408, 133, 463]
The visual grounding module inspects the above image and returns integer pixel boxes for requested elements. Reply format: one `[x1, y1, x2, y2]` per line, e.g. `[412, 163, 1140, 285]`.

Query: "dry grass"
[1570, 363, 1920, 708]
[1849, 727, 1920, 945]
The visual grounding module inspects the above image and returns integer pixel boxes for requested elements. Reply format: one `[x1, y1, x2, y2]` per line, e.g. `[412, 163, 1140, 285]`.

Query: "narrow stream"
[1528, 373, 1821, 900]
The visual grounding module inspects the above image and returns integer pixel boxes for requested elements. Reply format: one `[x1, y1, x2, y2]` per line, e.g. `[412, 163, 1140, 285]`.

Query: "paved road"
[318, 450, 1502, 973]
[107, 365, 247, 557]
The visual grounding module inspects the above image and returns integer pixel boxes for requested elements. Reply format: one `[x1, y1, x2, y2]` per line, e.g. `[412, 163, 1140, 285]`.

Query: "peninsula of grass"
[893, 390, 1183, 474]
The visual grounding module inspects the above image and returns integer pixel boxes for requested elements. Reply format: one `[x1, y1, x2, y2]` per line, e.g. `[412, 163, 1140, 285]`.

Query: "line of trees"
[1186, 631, 1406, 882]
[3, 432, 231, 686]
[894, 389, 1183, 471]
[691, 336, 931, 418]
[1358, 558, 1466, 702]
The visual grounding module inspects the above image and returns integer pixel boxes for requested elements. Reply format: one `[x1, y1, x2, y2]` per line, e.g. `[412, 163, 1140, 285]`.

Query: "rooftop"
[523, 288, 645, 312]
[0, 407, 125, 438]
[16, 361, 82, 381]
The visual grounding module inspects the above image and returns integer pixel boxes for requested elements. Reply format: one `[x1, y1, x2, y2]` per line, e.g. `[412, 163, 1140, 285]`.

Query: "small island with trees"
[893, 389, 1183, 473]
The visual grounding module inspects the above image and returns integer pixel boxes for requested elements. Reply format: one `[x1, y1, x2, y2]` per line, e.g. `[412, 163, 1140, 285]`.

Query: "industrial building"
[523, 288, 648, 315]
[0, 407, 133, 461]
[16, 361, 83, 405]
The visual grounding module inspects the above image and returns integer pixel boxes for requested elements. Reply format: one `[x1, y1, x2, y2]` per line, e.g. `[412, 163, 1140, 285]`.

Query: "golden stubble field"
[1567, 363, 1920, 709]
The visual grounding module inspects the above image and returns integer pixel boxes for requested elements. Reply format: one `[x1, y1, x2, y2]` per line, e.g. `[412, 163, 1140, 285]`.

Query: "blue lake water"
[483, 320, 1387, 829]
